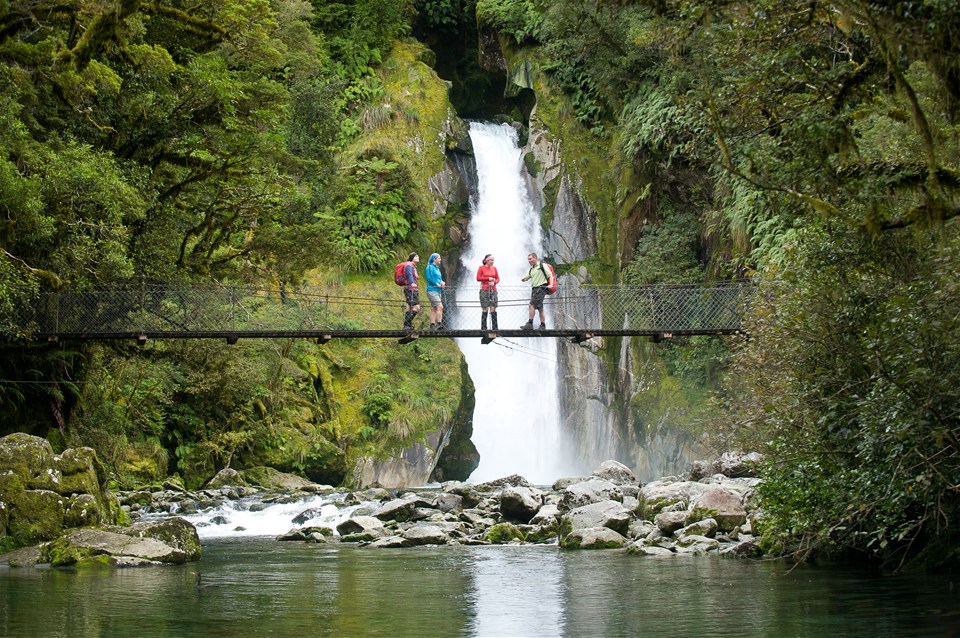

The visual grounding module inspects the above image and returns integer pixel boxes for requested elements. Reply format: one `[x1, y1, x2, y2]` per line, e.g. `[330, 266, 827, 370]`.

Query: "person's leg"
[491, 308, 498, 330]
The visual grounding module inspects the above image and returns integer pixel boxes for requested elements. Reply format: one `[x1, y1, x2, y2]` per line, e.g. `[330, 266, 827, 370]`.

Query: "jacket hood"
[427, 253, 440, 265]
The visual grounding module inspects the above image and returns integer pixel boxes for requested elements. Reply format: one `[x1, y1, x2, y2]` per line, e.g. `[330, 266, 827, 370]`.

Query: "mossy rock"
[0, 433, 54, 482]
[0, 471, 25, 504]
[484, 523, 525, 544]
[64, 493, 105, 528]
[8, 489, 65, 545]
[43, 536, 106, 567]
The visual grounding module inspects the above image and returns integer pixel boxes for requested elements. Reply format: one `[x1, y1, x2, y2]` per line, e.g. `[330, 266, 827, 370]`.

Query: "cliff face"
[345, 41, 479, 488]
[487, 35, 710, 481]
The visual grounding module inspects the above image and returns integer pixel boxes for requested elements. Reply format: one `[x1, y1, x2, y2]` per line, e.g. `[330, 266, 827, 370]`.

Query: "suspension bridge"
[11, 281, 752, 345]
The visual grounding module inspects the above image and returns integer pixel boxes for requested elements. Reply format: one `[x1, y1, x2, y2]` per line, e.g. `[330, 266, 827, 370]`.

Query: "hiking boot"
[521, 322, 533, 331]
[538, 324, 546, 331]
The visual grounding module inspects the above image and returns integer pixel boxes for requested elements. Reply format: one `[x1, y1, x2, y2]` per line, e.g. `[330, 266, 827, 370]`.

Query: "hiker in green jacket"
[520, 252, 552, 330]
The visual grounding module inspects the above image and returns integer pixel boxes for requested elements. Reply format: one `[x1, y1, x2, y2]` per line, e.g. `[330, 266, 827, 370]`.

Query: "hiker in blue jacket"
[425, 253, 446, 330]
[402, 253, 420, 331]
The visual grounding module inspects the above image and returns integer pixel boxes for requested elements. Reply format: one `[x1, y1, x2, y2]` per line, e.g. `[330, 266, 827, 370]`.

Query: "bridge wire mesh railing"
[14, 282, 753, 337]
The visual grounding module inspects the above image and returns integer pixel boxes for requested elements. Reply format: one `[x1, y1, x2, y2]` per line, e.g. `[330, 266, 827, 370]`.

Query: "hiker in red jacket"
[476, 254, 500, 331]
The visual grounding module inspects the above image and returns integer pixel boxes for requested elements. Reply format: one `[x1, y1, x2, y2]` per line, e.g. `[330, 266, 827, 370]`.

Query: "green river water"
[2, 539, 958, 637]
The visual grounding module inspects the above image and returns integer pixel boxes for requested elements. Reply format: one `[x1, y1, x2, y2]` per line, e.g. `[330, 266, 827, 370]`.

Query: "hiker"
[476, 253, 500, 331]
[520, 252, 553, 330]
[425, 253, 446, 330]
[401, 253, 420, 330]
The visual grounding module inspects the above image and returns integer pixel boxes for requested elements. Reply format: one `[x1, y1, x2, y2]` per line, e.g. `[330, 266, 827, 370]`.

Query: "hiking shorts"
[427, 291, 443, 307]
[479, 289, 498, 309]
[530, 286, 548, 310]
[404, 289, 420, 308]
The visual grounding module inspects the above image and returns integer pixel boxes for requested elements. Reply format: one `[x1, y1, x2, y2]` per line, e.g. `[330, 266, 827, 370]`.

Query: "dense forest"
[0, 0, 957, 570]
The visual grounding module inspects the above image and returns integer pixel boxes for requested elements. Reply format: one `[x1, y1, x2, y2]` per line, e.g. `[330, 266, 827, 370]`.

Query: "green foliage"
[622, 209, 703, 286]
[476, 0, 544, 44]
[417, 0, 471, 33]
[327, 155, 416, 272]
[724, 224, 960, 569]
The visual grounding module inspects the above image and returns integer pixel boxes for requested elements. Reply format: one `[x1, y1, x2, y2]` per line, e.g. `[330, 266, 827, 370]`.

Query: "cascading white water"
[455, 122, 579, 485]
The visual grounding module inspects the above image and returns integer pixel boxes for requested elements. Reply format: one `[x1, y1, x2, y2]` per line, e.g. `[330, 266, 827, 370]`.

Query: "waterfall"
[454, 122, 583, 485]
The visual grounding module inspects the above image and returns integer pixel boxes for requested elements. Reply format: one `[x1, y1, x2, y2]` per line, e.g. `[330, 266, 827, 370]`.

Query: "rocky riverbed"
[121, 454, 765, 557]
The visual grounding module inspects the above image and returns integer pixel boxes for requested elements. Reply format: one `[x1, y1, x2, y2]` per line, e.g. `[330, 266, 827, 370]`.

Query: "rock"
[592, 460, 638, 486]
[415, 492, 463, 513]
[401, 524, 450, 546]
[0, 433, 54, 484]
[688, 487, 747, 532]
[336, 516, 387, 538]
[530, 503, 561, 525]
[654, 510, 688, 536]
[64, 494, 103, 528]
[367, 535, 411, 548]
[552, 476, 590, 491]
[22, 517, 203, 567]
[557, 478, 623, 512]
[205, 468, 247, 490]
[478, 475, 533, 490]
[562, 500, 631, 536]
[638, 480, 706, 517]
[484, 523, 524, 544]
[277, 526, 333, 541]
[676, 518, 718, 539]
[499, 486, 544, 523]
[372, 498, 418, 522]
[9, 489, 65, 544]
[291, 507, 326, 525]
[240, 467, 316, 491]
[675, 534, 720, 554]
[560, 527, 627, 549]
[626, 543, 675, 557]
[720, 539, 762, 558]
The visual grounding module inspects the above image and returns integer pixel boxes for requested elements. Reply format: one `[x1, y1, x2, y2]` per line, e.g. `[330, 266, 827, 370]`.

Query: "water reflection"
[2, 542, 958, 637]
[465, 546, 566, 637]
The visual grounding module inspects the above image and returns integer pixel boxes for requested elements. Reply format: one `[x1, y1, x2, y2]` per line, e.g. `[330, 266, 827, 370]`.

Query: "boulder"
[592, 460, 638, 486]
[401, 524, 450, 546]
[560, 527, 627, 549]
[562, 500, 631, 536]
[499, 486, 544, 523]
[654, 510, 688, 536]
[688, 487, 747, 532]
[372, 498, 418, 522]
[240, 467, 316, 491]
[205, 468, 247, 490]
[558, 478, 623, 512]
[676, 518, 718, 539]
[0, 433, 54, 484]
[336, 516, 386, 538]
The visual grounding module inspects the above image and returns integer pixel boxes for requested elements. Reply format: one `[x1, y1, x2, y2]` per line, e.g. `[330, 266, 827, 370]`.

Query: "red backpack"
[394, 262, 409, 286]
[541, 263, 558, 294]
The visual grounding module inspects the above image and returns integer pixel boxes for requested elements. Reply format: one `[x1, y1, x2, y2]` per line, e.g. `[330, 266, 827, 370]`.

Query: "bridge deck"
[13, 282, 752, 342]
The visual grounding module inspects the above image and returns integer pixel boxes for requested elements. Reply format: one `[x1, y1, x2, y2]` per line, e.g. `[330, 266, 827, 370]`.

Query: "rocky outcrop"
[0, 433, 122, 551]
[0, 433, 207, 567]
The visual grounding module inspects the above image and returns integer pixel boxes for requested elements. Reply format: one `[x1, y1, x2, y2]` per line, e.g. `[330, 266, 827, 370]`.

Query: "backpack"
[394, 262, 409, 286]
[540, 263, 558, 295]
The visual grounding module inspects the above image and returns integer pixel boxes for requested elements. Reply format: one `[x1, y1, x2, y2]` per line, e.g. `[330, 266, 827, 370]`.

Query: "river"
[2, 538, 957, 637]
